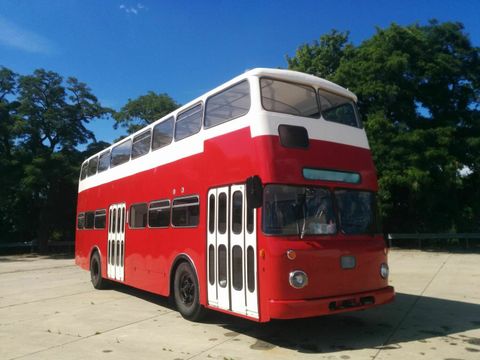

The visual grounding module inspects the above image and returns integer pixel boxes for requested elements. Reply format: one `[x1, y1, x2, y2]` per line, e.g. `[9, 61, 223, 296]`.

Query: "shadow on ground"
[110, 284, 480, 355]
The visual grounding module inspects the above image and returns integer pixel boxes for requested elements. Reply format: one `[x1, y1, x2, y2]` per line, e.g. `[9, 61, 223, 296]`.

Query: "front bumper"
[268, 286, 395, 320]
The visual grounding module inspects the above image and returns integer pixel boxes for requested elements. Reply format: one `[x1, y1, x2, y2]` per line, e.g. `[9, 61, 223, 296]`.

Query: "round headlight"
[380, 263, 389, 279]
[289, 270, 308, 289]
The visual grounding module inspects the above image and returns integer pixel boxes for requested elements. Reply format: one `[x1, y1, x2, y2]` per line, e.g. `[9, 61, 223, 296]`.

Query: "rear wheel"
[90, 252, 107, 289]
[174, 262, 205, 321]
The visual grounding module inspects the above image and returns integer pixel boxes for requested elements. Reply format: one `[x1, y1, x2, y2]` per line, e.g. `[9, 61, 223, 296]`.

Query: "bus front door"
[107, 203, 125, 282]
[207, 185, 258, 319]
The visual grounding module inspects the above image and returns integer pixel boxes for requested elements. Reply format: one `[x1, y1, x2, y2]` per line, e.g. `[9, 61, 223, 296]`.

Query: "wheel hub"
[180, 274, 195, 305]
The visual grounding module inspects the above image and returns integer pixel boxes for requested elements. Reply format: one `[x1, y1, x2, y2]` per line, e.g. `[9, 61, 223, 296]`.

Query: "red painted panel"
[76, 127, 390, 321]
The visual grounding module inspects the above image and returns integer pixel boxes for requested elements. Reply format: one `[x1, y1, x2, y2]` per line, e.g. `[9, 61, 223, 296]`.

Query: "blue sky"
[1, 0, 479, 145]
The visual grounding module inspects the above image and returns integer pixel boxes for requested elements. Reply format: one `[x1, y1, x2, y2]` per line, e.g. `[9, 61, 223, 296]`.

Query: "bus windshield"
[263, 185, 377, 236]
[334, 189, 377, 234]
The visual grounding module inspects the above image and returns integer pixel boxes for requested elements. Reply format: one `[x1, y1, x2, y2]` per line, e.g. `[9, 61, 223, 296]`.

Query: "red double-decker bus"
[75, 68, 394, 322]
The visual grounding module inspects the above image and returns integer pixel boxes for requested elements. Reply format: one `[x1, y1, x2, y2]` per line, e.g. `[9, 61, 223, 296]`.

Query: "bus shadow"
[108, 282, 177, 311]
[207, 293, 480, 354]
[104, 284, 480, 354]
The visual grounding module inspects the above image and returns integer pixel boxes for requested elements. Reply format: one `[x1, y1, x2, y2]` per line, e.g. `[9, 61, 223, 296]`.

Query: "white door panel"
[206, 185, 258, 319]
[108, 203, 125, 282]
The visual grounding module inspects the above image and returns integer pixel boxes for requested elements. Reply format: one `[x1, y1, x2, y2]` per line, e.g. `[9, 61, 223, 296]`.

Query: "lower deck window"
[94, 210, 106, 229]
[172, 196, 199, 227]
[148, 200, 170, 228]
[77, 213, 85, 229]
[84, 211, 95, 229]
[130, 203, 148, 228]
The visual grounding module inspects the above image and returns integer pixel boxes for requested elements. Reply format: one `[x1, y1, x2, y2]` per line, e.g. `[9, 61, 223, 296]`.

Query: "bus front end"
[251, 69, 395, 320]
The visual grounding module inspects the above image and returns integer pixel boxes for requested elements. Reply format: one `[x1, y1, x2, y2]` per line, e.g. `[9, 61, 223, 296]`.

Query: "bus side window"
[175, 104, 202, 141]
[129, 203, 148, 228]
[87, 156, 99, 177]
[204, 80, 250, 128]
[98, 150, 110, 173]
[80, 162, 88, 180]
[172, 196, 199, 227]
[77, 213, 85, 229]
[84, 211, 95, 229]
[148, 200, 170, 228]
[111, 139, 132, 167]
[94, 209, 106, 229]
[132, 130, 151, 159]
[152, 117, 174, 151]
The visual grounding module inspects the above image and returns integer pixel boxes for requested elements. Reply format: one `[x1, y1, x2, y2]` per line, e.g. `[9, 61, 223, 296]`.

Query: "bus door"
[107, 203, 125, 282]
[207, 185, 258, 319]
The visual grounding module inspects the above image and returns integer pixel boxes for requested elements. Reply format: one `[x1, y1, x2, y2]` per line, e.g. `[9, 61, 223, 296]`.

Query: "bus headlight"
[380, 263, 389, 279]
[289, 270, 308, 289]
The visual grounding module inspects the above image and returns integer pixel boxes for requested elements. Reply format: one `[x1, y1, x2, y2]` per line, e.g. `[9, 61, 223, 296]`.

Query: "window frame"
[174, 102, 203, 141]
[97, 150, 111, 173]
[171, 195, 200, 228]
[80, 162, 88, 180]
[87, 157, 98, 177]
[261, 183, 338, 237]
[204, 80, 251, 129]
[317, 87, 362, 128]
[110, 138, 132, 168]
[152, 117, 174, 151]
[333, 188, 379, 235]
[84, 211, 95, 229]
[259, 77, 320, 119]
[129, 202, 148, 229]
[131, 129, 152, 160]
[148, 199, 171, 229]
[94, 209, 107, 230]
[77, 212, 85, 229]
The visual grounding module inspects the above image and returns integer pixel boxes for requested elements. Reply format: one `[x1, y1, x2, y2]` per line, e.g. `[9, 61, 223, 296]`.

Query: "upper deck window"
[98, 150, 110, 173]
[111, 139, 132, 167]
[205, 80, 251, 128]
[318, 89, 360, 128]
[175, 104, 202, 141]
[87, 157, 98, 177]
[260, 78, 319, 118]
[152, 117, 174, 150]
[80, 162, 88, 180]
[132, 129, 151, 159]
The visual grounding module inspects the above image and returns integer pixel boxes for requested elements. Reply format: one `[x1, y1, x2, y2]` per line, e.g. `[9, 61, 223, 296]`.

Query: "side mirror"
[246, 175, 263, 209]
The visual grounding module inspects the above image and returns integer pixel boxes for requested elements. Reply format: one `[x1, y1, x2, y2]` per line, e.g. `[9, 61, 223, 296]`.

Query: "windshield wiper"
[295, 192, 307, 239]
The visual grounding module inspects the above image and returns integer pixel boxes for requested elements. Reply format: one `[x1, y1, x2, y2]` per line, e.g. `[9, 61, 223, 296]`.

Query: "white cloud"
[0, 16, 55, 54]
[119, 3, 146, 15]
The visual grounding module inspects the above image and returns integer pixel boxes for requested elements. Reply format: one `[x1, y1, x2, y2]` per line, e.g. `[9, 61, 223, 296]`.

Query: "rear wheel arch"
[89, 246, 103, 269]
[170, 254, 205, 321]
[169, 254, 199, 297]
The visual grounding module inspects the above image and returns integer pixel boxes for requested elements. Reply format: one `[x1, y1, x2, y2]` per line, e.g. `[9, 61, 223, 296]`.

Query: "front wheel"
[173, 262, 205, 321]
[90, 252, 107, 289]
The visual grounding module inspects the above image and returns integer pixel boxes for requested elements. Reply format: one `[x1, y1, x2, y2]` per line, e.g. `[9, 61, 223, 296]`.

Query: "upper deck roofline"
[81, 68, 358, 165]
[244, 68, 357, 102]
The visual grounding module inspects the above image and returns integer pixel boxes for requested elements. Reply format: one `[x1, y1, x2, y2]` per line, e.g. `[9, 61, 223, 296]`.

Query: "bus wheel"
[90, 252, 107, 290]
[174, 262, 205, 321]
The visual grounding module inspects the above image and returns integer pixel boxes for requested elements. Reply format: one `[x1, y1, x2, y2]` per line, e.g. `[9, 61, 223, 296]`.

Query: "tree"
[113, 91, 179, 134]
[288, 21, 480, 233]
[0, 67, 110, 252]
[287, 30, 353, 80]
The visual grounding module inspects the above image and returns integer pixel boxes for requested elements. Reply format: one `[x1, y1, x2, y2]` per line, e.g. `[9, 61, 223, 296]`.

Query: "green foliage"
[287, 30, 353, 80]
[288, 20, 480, 232]
[113, 91, 179, 134]
[0, 67, 109, 251]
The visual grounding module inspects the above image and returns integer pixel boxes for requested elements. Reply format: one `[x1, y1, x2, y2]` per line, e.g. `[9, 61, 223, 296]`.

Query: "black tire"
[90, 252, 107, 290]
[173, 262, 205, 321]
